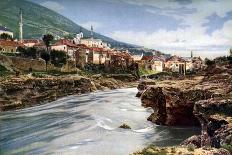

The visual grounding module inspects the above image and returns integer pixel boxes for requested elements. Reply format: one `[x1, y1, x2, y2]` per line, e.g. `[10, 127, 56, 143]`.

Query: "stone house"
[88, 47, 107, 65]
[192, 57, 203, 70]
[74, 44, 90, 69]
[51, 39, 80, 60]
[164, 55, 186, 74]
[140, 55, 164, 72]
[0, 40, 24, 53]
[80, 38, 110, 50]
[23, 39, 40, 47]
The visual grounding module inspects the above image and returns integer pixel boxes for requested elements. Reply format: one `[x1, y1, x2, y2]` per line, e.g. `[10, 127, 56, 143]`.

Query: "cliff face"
[138, 66, 232, 153]
[140, 76, 216, 126]
[0, 76, 97, 111]
[0, 74, 137, 111]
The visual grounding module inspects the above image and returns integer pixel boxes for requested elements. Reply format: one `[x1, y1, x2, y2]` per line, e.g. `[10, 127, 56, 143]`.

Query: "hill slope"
[0, 0, 134, 48]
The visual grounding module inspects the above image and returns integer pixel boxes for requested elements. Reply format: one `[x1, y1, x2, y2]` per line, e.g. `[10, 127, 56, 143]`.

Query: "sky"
[29, 0, 232, 58]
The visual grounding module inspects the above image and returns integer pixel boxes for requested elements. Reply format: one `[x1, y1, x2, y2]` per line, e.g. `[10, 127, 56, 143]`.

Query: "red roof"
[141, 55, 163, 61]
[90, 47, 104, 52]
[53, 39, 78, 48]
[23, 39, 40, 44]
[76, 44, 90, 50]
[141, 56, 153, 61]
[0, 40, 24, 47]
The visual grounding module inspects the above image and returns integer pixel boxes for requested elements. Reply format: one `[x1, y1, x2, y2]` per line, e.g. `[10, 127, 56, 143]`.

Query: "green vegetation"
[40, 52, 50, 71]
[0, 0, 133, 48]
[42, 34, 54, 51]
[50, 50, 67, 67]
[0, 33, 13, 40]
[222, 143, 232, 153]
[1, 52, 17, 57]
[187, 144, 195, 152]
[0, 64, 12, 77]
[18, 47, 37, 59]
[138, 146, 168, 155]
[138, 67, 158, 76]
[31, 70, 77, 77]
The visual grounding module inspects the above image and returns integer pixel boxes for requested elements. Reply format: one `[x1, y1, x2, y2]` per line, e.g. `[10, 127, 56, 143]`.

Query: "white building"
[73, 32, 84, 44]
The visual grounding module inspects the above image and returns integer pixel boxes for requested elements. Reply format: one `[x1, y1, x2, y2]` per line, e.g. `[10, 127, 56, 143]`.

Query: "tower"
[191, 51, 193, 58]
[19, 8, 23, 43]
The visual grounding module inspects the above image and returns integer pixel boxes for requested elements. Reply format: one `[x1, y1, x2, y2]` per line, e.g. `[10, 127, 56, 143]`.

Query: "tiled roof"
[0, 26, 13, 32]
[76, 44, 90, 49]
[141, 55, 164, 61]
[0, 40, 24, 47]
[53, 39, 78, 48]
[91, 47, 104, 52]
[23, 39, 40, 44]
[141, 56, 153, 60]
[166, 55, 185, 62]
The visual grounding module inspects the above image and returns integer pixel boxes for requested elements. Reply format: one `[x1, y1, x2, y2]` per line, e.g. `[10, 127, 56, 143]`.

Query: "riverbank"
[134, 64, 232, 154]
[0, 73, 138, 111]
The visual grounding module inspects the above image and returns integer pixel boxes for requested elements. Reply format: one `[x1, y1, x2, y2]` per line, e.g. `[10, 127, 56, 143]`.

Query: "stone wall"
[0, 54, 46, 71]
[0, 54, 80, 72]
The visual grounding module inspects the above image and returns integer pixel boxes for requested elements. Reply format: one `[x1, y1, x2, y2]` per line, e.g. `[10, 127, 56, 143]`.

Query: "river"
[0, 88, 200, 155]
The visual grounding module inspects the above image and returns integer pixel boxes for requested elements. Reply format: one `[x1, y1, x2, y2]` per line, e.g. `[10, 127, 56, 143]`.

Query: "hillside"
[0, 0, 134, 48]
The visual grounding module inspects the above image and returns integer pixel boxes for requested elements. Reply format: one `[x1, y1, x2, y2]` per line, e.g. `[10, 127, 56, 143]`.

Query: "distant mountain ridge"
[0, 0, 135, 48]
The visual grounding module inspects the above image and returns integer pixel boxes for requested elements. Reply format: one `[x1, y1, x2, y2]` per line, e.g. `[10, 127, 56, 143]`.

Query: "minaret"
[19, 8, 23, 43]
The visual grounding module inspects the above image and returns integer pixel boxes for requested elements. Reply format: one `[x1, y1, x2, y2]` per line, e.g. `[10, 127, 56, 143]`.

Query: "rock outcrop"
[0, 74, 137, 111]
[135, 61, 232, 154]
[141, 85, 213, 126]
[0, 76, 97, 111]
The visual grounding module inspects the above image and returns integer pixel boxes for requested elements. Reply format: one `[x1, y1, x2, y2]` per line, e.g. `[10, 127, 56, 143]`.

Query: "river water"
[0, 88, 200, 155]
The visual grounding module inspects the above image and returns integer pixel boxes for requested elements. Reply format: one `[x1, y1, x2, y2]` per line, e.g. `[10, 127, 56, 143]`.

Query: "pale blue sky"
[29, 0, 232, 58]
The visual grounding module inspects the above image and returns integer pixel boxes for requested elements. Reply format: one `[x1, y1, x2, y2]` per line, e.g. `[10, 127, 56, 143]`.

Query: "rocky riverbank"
[0, 74, 138, 111]
[134, 65, 232, 154]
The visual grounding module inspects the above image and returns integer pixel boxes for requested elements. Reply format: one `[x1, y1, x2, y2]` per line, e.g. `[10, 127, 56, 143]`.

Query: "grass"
[0, 64, 12, 77]
[138, 67, 159, 76]
[222, 144, 232, 153]
[30, 70, 78, 77]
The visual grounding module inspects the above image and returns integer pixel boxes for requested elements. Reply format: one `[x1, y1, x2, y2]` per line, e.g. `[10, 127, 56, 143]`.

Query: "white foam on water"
[133, 126, 154, 133]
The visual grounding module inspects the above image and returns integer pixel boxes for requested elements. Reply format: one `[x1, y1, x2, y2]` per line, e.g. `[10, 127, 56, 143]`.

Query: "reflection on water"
[0, 88, 200, 155]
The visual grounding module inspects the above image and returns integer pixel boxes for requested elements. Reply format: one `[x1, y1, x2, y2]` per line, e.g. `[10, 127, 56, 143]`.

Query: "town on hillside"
[0, 9, 204, 76]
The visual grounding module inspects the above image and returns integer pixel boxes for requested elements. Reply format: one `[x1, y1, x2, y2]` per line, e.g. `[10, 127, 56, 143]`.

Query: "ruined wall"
[0, 54, 46, 71]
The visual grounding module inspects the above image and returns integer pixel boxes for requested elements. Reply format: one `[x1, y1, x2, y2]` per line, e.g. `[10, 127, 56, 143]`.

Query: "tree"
[50, 50, 67, 67]
[205, 58, 215, 66]
[0, 33, 13, 41]
[42, 34, 54, 52]
[17, 47, 37, 59]
[230, 48, 232, 56]
[41, 51, 50, 71]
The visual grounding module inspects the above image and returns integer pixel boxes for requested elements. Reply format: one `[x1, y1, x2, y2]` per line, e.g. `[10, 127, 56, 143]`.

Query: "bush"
[222, 144, 232, 153]
[50, 50, 67, 67]
[138, 67, 158, 76]
[205, 58, 215, 66]
[0, 65, 12, 76]
[17, 47, 37, 59]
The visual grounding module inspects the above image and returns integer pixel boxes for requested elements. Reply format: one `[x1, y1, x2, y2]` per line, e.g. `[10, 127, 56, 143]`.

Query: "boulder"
[119, 123, 131, 129]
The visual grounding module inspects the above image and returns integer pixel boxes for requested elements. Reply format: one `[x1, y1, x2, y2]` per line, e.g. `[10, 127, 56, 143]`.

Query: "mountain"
[0, 0, 135, 48]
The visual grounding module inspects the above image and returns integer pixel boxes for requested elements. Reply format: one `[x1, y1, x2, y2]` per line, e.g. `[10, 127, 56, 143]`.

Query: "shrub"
[222, 144, 232, 153]
[205, 58, 215, 66]
[50, 50, 67, 67]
